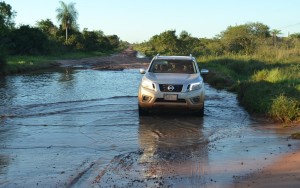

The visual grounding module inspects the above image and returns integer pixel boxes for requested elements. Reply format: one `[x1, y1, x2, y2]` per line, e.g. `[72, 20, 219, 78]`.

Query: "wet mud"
[0, 69, 299, 187]
[55, 49, 149, 70]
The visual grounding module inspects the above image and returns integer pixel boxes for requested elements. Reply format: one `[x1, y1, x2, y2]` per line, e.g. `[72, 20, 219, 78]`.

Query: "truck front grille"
[159, 84, 183, 92]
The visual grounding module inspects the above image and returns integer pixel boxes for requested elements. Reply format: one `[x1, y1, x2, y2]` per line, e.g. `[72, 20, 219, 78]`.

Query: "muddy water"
[0, 69, 298, 187]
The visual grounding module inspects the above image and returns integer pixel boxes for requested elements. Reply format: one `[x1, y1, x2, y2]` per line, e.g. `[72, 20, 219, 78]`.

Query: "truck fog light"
[142, 95, 152, 102]
[191, 97, 200, 104]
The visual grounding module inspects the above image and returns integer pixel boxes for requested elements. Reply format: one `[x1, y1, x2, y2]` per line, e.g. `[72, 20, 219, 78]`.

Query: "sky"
[4, 0, 300, 43]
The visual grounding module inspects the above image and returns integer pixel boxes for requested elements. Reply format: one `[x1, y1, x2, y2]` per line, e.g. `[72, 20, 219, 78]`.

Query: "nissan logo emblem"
[167, 85, 175, 91]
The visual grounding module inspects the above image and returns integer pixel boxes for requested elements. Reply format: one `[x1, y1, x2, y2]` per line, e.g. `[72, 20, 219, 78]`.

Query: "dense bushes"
[0, 2, 123, 60]
[203, 56, 300, 123]
[270, 94, 300, 123]
[7, 25, 49, 55]
[0, 1, 126, 76]
[1, 25, 122, 56]
[134, 22, 300, 59]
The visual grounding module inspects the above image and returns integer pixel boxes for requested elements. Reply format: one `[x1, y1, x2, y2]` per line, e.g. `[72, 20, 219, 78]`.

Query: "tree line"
[134, 23, 300, 58]
[1, 0, 300, 68]
[0, 1, 125, 68]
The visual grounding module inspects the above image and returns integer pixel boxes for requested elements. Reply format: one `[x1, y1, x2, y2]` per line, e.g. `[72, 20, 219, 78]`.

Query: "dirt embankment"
[55, 48, 150, 70]
[234, 151, 300, 187]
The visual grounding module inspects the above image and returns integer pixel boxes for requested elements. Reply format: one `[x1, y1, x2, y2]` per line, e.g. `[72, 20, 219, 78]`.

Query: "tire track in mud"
[67, 161, 96, 188]
[76, 86, 253, 187]
[3, 70, 283, 187]
[84, 115, 211, 187]
[92, 149, 209, 188]
[0, 96, 137, 119]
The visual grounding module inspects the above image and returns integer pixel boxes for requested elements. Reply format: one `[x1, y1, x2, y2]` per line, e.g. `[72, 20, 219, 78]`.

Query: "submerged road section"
[0, 69, 298, 187]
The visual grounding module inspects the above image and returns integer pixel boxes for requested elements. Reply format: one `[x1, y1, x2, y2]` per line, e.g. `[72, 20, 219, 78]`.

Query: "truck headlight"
[141, 79, 155, 91]
[189, 82, 202, 91]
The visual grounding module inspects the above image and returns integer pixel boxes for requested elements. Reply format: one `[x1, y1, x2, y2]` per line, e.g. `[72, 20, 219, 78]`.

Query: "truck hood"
[145, 73, 202, 84]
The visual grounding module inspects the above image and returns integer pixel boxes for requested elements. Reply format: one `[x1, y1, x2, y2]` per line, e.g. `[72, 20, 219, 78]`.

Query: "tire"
[138, 105, 148, 116]
[199, 105, 204, 117]
[195, 103, 204, 117]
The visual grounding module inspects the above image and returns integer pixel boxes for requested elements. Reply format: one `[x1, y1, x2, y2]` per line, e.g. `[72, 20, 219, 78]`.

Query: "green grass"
[270, 94, 300, 123]
[1, 50, 115, 75]
[291, 132, 300, 139]
[4, 59, 55, 74]
[199, 54, 300, 124]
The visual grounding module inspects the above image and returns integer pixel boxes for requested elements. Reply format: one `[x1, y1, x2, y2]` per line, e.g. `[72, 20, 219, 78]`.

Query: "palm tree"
[271, 29, 282, 46]
[56, 1, 78, 42]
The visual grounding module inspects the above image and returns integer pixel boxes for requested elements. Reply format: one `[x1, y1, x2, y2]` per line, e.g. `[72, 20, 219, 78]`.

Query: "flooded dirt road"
[0, 69, 299, 187]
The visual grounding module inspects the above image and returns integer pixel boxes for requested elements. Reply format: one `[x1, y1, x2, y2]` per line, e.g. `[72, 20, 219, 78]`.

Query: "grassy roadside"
[198, 55, 300, 124]
[0, 51, 115, 76]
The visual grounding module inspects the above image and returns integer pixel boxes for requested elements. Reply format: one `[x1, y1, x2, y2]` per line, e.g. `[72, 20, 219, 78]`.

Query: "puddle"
[0, 69, 298, 187]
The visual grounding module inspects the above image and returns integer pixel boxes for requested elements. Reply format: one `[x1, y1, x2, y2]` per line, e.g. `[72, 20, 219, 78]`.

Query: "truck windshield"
[149, 60, 197, 74]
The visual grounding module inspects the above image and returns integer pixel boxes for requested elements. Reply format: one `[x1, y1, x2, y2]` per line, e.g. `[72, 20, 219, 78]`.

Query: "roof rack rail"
[190, 54, 196, 60]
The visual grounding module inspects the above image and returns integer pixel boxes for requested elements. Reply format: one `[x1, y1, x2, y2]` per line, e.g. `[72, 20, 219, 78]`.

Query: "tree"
[178, 30, 202, 56]
[8, 25, 49, 55]
[0, 1, 16, 46]
[220, 25, 253, 54]
[56, 1, 78, 42]
[179, 30, 190, 40]
[204, 38, 224, 56]
[247, 22, 270, 39]
[0, 1, 16, 31]
[82, 29, 105, 50]
[149, 30, 179, 55]
[36, 19, 57, 36]
[106, 35, 120, 49]
[0, 1, 15, 69]
[220, 22, 271, 54]
[290, 33, 300, 39]
[270, 29, 282, 46]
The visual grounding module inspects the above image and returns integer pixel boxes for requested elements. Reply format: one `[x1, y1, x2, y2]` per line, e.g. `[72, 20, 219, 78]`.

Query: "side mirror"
[139, 69, 146, 74]
[200, 69, 209, 75]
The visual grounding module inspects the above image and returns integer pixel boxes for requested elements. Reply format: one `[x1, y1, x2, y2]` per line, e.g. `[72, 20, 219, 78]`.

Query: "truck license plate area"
[164, 94, 178, 101]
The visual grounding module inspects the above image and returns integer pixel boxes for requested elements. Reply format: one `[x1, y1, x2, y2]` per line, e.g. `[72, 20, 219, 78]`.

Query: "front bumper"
[138, 86, 205, 110]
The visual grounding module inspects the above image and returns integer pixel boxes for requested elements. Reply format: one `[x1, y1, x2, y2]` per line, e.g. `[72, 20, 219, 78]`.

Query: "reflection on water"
[0, 69, 142, 109]
[58, 68, 76, 88]
[139, 115, 206, 161]
[138, 115, 209, 183]
[0, 154, 9, 176]
[59, 68, 75, 82]
[0, 69, 258, 187]
[0, 68, 298, 187]
[0, 77, 15, 106]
